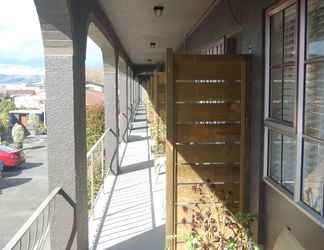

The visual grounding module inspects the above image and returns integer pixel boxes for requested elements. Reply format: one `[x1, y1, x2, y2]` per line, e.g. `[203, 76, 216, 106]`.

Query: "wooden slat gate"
[166, 49, 249, 249]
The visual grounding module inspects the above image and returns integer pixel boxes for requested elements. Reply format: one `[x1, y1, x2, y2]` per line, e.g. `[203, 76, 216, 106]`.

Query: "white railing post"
[101, 140, 104, 179]
[90, 153, 94, 214]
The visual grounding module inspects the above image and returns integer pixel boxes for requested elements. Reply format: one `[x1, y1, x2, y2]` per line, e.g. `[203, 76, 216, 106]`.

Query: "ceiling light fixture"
[150, 42, 156, 48]
[153, 6, 164, 17]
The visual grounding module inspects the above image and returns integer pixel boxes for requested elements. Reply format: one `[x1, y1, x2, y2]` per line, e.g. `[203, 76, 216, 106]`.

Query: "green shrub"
[12, 123, 24, 145]
[0, 100, 15, 128]
[86, 105, 105, 150]
[28, 113, 40, 129]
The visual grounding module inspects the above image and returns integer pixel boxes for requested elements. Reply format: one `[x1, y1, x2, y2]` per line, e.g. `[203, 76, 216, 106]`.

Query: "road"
[0, 136, 48, 248]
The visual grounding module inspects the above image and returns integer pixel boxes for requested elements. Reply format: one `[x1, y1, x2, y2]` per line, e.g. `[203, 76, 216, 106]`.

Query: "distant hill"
[0, 74, 43, 85]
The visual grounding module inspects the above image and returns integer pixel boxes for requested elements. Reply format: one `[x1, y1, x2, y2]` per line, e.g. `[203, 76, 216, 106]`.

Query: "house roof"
[86, 90, 104, 106]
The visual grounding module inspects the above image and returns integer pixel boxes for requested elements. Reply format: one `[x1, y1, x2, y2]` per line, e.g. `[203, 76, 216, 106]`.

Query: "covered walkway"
[92, 105, 165, 250]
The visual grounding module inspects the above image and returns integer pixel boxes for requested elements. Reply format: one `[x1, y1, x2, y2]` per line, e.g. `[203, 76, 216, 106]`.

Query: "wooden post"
[166, 48, 176, 250]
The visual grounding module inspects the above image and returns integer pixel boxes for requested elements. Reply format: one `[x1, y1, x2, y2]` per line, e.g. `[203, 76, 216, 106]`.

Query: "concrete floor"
[90, 106, 165, 250]
[0, 136, 48, 248]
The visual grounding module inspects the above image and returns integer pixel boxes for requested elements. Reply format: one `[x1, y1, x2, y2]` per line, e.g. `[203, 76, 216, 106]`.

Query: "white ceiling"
[99, 0, 217, 65]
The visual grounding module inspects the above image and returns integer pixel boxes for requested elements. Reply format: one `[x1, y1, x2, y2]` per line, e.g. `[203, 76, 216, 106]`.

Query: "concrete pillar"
[118, 59, 127, 141]
[103, 47, 119, 175]
[125, 66, 129, 135]
[34, 0, 89, 249]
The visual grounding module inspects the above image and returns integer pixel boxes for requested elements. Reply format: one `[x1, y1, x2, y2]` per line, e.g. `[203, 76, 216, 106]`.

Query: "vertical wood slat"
[166, 48, 176, 250]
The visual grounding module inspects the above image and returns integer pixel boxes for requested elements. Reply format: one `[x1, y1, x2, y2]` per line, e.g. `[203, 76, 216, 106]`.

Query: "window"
[302, 0, 324, 215]
[265, 0, 324, 220]
[269, 4, 297, 124]
[265, 1, 298, 195]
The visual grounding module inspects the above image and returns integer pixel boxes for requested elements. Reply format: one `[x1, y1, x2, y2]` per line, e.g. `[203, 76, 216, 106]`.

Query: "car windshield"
[0, 145, 17, 153]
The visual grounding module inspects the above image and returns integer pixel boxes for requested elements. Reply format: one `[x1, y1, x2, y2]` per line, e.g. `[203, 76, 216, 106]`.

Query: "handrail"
[87, 128, 114, 158]
[87, 127, 118, 214]
[3, 187, 76, 250]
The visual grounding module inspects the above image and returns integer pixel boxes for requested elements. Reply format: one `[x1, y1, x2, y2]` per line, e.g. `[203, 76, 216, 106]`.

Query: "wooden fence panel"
[166, 50, 248, 249]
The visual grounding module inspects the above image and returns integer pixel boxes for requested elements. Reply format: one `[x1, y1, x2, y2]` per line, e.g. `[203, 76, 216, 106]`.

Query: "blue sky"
[0, 0, 102, 76]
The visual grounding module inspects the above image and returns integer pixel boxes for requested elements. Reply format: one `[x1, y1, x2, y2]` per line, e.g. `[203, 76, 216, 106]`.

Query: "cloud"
[86, 38, 104, 70]
[0, 64, 44, 76]
[0, 0, 44, 74]
[0, 1, 103, 74]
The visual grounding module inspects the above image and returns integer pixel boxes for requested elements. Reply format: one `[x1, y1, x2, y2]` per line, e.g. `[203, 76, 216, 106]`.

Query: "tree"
[0, 100, 15, 128]
[12, 123, 25, 148]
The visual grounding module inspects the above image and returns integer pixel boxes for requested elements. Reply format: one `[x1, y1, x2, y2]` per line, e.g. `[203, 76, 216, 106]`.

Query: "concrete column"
[118, 59, 127, 141]
[103, 47, 119, 175]
[125, 66, 129, 134]
[34, 0, 89, 249]
[130, 73, 133, 115]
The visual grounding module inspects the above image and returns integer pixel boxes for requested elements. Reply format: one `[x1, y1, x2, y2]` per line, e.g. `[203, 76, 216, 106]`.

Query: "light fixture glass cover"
[153, 6, 164, 17]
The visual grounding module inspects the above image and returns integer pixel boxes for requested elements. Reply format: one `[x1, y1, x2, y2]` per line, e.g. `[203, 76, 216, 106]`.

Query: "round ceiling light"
[153, 6, 164, 17]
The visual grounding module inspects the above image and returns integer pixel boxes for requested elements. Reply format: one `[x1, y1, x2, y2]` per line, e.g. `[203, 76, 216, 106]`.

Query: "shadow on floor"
[131, 126, 149, 130]
[120, 160, 154, 174]
[127, 135, 150, 142]
[0, 177, 32, 192]
[2, 162, 43, 178]
[105, 225, 165, 250]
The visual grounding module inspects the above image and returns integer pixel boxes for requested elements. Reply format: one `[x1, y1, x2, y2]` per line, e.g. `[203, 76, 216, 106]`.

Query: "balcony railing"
[87, 128, 116, 214]
[3, 187, 76, 250]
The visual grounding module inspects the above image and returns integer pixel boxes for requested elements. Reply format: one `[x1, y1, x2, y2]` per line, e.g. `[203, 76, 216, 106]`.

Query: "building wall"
[179, 0, 324, 249]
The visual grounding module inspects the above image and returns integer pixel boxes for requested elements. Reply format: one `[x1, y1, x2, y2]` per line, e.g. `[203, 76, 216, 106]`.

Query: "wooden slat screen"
[166, 50, 248, 249]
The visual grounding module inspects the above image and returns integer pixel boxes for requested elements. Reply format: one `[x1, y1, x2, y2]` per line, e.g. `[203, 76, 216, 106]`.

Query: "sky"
[0, 0, 103, 76]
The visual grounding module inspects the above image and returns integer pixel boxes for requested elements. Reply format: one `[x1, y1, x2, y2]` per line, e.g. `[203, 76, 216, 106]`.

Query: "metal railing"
[3, 187, 76, 250]
[87, 128, 115, 214]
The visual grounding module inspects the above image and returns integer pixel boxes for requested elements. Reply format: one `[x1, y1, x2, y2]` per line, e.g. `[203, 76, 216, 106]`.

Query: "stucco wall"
[178, 0, 324, 249]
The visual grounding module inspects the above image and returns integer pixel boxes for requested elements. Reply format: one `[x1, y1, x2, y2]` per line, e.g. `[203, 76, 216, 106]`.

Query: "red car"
[0, 145, 25, 168]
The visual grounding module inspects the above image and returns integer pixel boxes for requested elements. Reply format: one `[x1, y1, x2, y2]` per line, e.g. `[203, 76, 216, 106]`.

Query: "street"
[0, 136, 48, 248]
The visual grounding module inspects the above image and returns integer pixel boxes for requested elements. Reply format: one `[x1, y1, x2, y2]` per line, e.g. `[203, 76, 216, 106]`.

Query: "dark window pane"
[282, 135, 297, 193]
[269, 130, 282, 183]
[270, 68, 283, 120]
[307, 0, 324, 59]
[305, 63, 324, 139]
[284, 5, 297, 63]
[271, 12, 283, 66]
[283, 66, 296, 123]
[303, 141, 324, 214]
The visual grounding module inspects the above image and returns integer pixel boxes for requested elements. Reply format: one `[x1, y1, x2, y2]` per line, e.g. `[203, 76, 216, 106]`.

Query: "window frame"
[265, 0, 299, 129]
[264, 0, 324, 226]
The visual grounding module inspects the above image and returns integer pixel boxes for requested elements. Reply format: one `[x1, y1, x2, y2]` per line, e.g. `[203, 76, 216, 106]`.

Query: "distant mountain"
[0, 74, 43, 85]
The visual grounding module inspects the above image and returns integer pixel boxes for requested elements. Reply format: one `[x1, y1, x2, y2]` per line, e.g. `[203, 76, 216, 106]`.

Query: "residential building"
[4, 1, 324, 250]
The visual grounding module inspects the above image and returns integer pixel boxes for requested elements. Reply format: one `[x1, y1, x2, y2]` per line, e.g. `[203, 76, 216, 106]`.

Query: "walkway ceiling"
[99, 0, 218, 65]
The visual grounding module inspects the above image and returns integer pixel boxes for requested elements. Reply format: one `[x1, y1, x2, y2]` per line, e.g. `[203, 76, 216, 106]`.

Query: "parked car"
[0, 145, 25, 168]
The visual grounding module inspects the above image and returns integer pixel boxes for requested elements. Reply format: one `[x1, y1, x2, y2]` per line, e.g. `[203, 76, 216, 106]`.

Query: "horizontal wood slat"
[177, 184, 240, 204]
[177, 165, 240, 184]
[176, 202, 240, 225]
[175, 55, 246, 81]
[176, 144, 240, 164]
[176, 103, 241, 123]
[176, 82, 241, 102]
[176, 124, 240, 143]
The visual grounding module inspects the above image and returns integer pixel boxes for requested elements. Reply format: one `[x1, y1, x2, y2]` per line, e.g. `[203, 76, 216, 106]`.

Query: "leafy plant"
[12, 123, 24, 145]
[28, 113, 40, 129]
[86, 105, 105, 150]
[36, 123, 47, 135]
[0, 100, 15, 128]
[182, 184, 257, 250]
